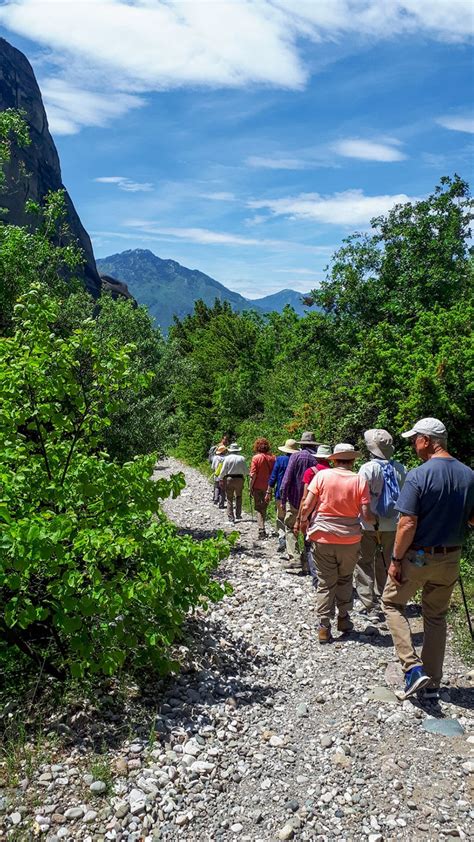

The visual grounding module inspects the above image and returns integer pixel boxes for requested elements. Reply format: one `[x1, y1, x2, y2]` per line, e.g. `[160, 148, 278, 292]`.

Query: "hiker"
[279, 432, 319, 573]
[249, 438, 276, 539]
[382, 418, 474, 699]
[297, 444, 332, 586]
[265, 439, 300, 552]
[354, 430, 407, 619]
[211, 444, 228, 508]
[208, 433, 230, 466]
[298, 443, 375, 643]
[219, 442, 248, 524]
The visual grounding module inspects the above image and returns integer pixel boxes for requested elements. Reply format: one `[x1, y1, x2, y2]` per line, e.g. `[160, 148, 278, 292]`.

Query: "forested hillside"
[166, 175, 473, 466]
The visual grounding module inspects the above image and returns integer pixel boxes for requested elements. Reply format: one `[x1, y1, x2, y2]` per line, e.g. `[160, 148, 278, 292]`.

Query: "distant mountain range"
[96, 249, 312, 331]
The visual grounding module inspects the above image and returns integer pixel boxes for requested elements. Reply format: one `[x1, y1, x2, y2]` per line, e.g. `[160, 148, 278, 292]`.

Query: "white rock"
[190, 760, 215, 774]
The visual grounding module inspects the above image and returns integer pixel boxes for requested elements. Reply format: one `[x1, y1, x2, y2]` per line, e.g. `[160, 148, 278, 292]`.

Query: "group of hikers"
[208, 419, 474, 700]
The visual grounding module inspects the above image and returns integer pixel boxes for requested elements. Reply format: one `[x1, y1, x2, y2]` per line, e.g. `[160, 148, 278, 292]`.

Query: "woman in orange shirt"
[249, 438, 276, 539]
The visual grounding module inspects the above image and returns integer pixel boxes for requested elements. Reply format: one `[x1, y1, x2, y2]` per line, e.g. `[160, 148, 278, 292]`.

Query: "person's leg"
[218, 483, 226, 508]
[284, 502, 299, 562]
[226, 478, 235, 521]
[354, 531, 377, 610]
[314, 543, 338, 628]
[276, 500, 286, 550]
[335, 542, 359, 619]
[213, 480, 219, 504]
[420, 551, 460, 687]
[374, 531, 395, 599]
[253, 489, 266, 534]
[305, 540, 318, 588]
[382, 552, 425, 673]
[234, 478, 244, 519]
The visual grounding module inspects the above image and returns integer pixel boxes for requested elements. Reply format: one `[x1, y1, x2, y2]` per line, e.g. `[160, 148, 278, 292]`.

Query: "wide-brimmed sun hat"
[215, 444, 228, 455]
[401, 417, 447, 439]
[329, 443, 361, 460]
[297, 431, 318, 446]
[315, 444, 332, 458]
[227, 442, 242, 453]
[364, 429, 394, 460]
[278, 438, 300, 454]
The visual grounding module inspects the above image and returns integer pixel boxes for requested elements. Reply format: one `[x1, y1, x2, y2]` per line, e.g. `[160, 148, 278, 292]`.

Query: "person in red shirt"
[249, 438, 276, 539]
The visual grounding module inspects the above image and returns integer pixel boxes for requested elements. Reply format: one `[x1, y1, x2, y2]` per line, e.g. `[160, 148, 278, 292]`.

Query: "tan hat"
[364, 429, 394, 460]
[278, 438, 300, 454]
[216, 444, 228, 455]
[329, 443, 361, 460]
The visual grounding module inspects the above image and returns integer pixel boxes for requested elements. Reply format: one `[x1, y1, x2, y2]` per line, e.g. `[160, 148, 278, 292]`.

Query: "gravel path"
[1, 458, 473, 841]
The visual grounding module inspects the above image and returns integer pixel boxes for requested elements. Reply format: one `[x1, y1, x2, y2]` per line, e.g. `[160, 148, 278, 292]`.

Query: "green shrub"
[0, 284, 231, 679]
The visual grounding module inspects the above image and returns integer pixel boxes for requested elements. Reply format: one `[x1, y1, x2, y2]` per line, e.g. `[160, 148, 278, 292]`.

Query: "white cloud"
[436, 114, 474, 133]
[40, 77, 144, 134]
[332, 138, 406, 161]
[246, 155, 309, 170]
[95, 176, 154, 192]
[123, 220, 335, 252]
[248, 189, 418, 226]
[0, 1, 472, 132]
[200, 191, 236, 201]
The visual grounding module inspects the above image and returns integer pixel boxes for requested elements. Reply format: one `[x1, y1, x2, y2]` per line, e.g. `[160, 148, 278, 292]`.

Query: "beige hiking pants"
[225, 476, 244, 521]
[276, 500, 286, 541]
[284, 501, 300, 562]
[354, 530, 394, 610]
[313, 541, 360, 626]
[382, 548, 460, 686]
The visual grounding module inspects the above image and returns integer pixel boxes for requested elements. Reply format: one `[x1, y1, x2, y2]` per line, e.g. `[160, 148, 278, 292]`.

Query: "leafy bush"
[0, 285, 231, 679]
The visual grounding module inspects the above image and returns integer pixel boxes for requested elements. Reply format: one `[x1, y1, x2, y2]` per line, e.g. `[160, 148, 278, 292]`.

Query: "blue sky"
[0, 1, 473, 297]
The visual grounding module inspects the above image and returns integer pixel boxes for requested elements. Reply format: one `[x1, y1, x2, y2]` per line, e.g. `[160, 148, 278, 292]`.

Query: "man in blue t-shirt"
[382, 418, 474, 699]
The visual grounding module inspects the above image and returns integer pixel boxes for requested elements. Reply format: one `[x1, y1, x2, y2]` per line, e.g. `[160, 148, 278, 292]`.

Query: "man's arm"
[389, 514, 418, 583]
[361, 503, 376, 524]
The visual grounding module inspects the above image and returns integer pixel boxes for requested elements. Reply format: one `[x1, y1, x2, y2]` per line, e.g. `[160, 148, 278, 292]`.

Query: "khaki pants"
[314, 542, 360, 626]
[382, 548, 460, 686]
[253, 489, 268, 533]
[284, 501, 300, 563]
[354, 530, 394, 610]
[225, 476, 244, 521]
[276, 500, 285, 541]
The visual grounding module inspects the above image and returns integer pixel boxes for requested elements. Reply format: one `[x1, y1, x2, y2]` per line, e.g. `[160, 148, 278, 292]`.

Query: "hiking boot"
[337, 615, 354, 634]
[403, 666, 430, 699]
[277, 537, 286, 553]
[280, 559, 302, 574]
[318, 624, 332, 644]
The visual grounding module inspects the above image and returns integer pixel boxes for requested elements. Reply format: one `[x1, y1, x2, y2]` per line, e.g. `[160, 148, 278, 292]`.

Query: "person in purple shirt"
[279, 431, 318, 572]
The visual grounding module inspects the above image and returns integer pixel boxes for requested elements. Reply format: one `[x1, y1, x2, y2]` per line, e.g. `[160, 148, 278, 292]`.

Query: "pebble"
[3, 457, 472, 842]
[90, 781, 107, 794]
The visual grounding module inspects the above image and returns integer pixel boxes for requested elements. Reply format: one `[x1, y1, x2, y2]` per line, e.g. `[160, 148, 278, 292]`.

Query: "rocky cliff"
[0, 38, 101, 298]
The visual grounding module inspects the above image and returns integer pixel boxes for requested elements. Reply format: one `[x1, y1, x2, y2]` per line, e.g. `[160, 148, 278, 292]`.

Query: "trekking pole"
[375, 528, 388, 574]
[458, 574, 474, 641]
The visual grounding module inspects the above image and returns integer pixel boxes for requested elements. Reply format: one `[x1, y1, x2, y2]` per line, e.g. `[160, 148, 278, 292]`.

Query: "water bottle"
[413, 549, 425, 567]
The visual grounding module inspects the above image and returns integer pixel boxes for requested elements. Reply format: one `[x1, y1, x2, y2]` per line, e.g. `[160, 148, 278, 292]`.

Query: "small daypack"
[208, 445, 217, 465]
[374, 460, 400, 518]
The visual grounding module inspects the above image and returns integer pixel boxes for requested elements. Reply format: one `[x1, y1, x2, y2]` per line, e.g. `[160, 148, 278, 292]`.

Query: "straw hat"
[216, 444, 228, 455]
[329, 443, 361, 460]
[278, 438, 300, 454]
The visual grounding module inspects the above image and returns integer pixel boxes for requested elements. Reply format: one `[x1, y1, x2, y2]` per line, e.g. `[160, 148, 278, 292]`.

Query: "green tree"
[0, 284, 231, 678]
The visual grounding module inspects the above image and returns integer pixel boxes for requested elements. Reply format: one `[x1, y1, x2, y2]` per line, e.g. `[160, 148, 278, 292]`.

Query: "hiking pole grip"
[459, 574, 474, 641]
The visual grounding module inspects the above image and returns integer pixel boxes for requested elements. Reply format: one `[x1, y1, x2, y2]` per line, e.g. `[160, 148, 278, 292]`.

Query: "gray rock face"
[0, 38, 101, 298]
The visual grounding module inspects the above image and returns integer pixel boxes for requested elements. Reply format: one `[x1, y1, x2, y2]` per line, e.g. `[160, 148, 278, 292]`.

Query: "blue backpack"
[374, 460, 400, 518]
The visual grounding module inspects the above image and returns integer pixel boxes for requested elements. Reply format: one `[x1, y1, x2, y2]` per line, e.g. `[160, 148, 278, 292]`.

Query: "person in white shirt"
[219, 443, 249, 524]
[354, 429, 407, 617]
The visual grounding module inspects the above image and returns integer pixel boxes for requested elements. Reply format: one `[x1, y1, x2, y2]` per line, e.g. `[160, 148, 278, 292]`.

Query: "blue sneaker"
[403, 666, 430, 698]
